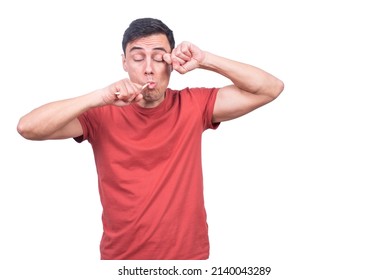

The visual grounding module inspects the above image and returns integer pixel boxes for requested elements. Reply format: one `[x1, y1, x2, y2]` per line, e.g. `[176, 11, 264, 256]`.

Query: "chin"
[144, 90, 163, 101]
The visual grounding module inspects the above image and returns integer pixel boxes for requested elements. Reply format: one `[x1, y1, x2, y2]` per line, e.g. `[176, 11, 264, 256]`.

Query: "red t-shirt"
[76, 87, 219, 259]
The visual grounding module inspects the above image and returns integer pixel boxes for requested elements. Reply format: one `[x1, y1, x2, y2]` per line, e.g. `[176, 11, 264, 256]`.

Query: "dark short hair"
[122, 18, 175, 54]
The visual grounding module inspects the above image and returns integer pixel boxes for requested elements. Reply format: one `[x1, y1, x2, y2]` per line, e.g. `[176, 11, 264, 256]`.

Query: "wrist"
[199, 51, 211, 70]
[84, 89, 108, 108]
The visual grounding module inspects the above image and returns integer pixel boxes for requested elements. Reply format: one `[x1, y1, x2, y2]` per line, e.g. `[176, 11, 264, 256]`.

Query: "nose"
[144, 57, 153, 75]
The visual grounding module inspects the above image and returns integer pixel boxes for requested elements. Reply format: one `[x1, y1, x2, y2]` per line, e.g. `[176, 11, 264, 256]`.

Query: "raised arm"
[202, 52, 284, 122]
[163, 41, 284, 123]
[17, 79, 145, 140]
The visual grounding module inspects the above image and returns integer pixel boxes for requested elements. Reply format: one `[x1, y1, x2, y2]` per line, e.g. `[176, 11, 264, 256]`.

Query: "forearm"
[17, 90, 102, 140]
[200, 51, 284, 98]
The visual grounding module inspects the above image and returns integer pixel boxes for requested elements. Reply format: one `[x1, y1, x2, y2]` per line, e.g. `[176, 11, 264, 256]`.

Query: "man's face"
[122, 34, 172, 107]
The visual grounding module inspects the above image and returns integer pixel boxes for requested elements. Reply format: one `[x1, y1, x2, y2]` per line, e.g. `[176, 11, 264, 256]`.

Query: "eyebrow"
[129, 46, 168, 53]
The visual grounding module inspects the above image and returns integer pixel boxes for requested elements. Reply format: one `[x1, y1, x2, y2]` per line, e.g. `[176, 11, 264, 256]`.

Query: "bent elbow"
[271, 79, 284, 100]
[17, 118, 30, 139]
[17, 118, 40, 140]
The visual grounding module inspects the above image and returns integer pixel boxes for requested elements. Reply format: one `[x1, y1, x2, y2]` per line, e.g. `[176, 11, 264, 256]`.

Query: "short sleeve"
[73, 107, 102, 143]
[186, 87, 221, 131]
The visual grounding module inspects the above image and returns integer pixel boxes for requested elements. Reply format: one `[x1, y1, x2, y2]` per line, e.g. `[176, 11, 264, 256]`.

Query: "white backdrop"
[1, 0, 388, 279]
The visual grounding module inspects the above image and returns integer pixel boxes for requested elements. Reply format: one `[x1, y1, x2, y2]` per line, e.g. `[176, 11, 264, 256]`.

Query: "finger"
[115, 81, 138, 101]
[113, 80, 128, 96]
[163, 53, 172, 64]
[172, 58, 199, 74]
[115, 93, 141, 106]
[173, 49, 191, 61]
[172, 63, 188, 74]
[172, 56, 186, 66]
[134, 93, 144, 102]
[178, 44, 192, 59]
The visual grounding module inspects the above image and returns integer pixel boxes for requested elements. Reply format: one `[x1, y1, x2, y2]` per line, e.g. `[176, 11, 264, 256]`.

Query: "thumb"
[163, 53, 172, 64]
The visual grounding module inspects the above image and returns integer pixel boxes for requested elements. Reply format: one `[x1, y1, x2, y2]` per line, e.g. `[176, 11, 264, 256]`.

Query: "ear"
[122, 54, 128, 72]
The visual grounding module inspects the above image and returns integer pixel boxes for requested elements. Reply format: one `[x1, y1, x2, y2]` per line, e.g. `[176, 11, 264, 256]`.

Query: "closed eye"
[133, 55, 144, 62]
[153, 54, 164, 62]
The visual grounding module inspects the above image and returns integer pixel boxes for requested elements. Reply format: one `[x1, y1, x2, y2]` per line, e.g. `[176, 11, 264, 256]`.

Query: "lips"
[147, 82, 156, 89]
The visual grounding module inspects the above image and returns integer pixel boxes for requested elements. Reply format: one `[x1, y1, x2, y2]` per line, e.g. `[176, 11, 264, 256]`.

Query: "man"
[17, 18, 284, 260]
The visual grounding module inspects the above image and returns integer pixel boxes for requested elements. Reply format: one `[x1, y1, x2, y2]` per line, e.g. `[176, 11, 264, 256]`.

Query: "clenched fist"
[163, 41, 206, 74]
